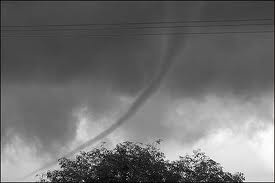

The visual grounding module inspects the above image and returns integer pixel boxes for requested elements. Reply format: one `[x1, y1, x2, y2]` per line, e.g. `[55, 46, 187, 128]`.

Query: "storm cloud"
[1, 1, 273, 162]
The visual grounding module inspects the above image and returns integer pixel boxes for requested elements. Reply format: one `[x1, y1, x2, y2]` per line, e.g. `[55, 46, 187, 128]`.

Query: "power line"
[2, 23, 273, 33]
[2, 30, 273, 39]
[2, 18, 273, 28]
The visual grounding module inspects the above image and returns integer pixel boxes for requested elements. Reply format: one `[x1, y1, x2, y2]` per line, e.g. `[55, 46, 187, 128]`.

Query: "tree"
[37, 140, 245, 182]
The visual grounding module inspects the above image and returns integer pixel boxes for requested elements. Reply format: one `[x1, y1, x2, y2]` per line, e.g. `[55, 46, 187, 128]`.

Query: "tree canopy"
[37, 140, 245, 182]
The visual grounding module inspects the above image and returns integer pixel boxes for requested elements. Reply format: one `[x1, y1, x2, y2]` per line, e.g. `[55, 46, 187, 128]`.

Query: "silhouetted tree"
[37, 140, 245, 182]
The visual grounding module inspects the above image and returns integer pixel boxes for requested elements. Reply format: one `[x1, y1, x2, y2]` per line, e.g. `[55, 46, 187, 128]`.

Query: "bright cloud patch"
[161, 124, 274, 182]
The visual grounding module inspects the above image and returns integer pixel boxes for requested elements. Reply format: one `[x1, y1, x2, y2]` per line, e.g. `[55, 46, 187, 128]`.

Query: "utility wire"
[2, 18, 273, 28]
[2, 23, 273, 32]
[1, 30, 274, 39]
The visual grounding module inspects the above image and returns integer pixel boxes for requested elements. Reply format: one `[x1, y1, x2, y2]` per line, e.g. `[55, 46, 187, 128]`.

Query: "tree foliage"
[37, 140, 245, 182]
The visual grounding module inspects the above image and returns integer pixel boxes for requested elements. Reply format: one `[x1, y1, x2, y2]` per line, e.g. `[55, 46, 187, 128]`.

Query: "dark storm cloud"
[2, 1, 273, 90]
[1, 1, 274, 158]
[164, 33, 274, 99]
[172, 1, 273, 97]
[161, 1, 274, 98]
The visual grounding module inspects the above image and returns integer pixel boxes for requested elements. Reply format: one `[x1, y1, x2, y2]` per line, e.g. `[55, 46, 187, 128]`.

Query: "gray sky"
[1, 1, 274, 182]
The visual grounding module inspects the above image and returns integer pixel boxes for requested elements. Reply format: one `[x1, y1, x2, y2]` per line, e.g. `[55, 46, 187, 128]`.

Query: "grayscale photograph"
[1, 1, 274, 182]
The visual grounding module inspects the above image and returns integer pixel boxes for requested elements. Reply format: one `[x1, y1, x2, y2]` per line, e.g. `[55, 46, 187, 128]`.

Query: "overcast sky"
[1, 1, 274, 182]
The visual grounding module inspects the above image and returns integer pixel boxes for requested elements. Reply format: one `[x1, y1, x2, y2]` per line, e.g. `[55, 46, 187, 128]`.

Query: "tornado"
[21, 2, 197, 180]
[21, 35, 178, 181]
